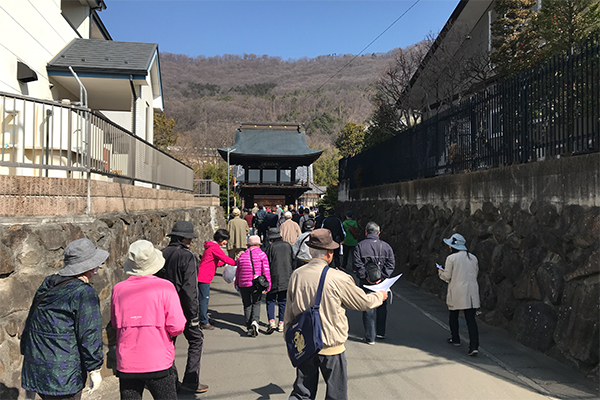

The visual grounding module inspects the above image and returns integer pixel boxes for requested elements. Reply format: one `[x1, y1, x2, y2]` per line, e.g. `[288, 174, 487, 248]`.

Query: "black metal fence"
[341, 36, 599, 189]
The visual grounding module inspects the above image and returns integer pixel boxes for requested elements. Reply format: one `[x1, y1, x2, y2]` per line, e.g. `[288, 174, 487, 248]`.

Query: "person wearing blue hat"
[438, 233, 480, 356]
[21, 238, 109, 399]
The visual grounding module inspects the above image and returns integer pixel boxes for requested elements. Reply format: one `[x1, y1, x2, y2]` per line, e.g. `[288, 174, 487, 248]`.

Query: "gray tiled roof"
[218, 128, 323, 165]
[47, 38, 158, 75]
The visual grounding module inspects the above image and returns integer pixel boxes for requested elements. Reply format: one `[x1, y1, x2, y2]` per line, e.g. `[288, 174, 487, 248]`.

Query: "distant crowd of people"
[20, 204, 480, 400]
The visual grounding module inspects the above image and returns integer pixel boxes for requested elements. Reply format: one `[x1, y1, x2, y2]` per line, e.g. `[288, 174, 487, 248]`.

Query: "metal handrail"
[0, 91, 193, 192]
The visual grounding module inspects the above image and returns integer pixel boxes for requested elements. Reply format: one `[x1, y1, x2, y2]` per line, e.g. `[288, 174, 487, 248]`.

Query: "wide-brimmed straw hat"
[58, 238, 109, 277]
[443, 233, 468, 251]
[123, 240, 165, 277]
[247, 235, 262, 246]
[167, 221, 198, 239]
[307, 229, 339, 250]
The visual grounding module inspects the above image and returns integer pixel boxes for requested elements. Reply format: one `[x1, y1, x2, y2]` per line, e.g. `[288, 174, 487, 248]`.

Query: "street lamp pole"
[227, 147, 236, 216]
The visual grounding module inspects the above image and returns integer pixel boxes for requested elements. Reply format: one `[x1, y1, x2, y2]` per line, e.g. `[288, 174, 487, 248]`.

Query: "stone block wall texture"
[0, 176, 203, 216]
[0, 206, 225, 398]
[339, 154, 599, 380]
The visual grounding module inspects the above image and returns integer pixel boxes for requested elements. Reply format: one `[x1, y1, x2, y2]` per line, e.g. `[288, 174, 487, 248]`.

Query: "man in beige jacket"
[227, 208, 249, 259]
[280, 211, 302, 245]
[284, 229, 388, 400]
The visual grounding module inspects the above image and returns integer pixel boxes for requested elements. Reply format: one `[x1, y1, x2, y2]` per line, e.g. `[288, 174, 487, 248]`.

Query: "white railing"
[0, 92, 193, 191]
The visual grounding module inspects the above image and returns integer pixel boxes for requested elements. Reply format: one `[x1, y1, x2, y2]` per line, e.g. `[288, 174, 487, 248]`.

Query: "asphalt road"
[84, 272, 598, 400]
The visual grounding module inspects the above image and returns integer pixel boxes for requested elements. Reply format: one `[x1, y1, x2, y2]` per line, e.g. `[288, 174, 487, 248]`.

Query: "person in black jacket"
[156, 221, 208, 394]
[263, 227, 294, 334]
[353, 221, 395, 345]
[321, 209, 345, 269]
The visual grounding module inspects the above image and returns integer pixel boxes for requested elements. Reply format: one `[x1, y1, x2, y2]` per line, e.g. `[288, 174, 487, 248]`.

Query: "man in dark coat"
[263, 227, 294, 334]
[156, 221, 208, 394]
[321, 209, 345, 269]
[354, 221, 396, 345]
[255, 204, 268, 241]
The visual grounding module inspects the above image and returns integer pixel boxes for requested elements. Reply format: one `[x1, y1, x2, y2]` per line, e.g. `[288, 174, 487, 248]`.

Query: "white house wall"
[0, 0, 82, 98]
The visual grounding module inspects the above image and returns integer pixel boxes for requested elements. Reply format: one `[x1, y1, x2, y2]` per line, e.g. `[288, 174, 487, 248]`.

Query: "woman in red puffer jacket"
[197, 229, 235, 330]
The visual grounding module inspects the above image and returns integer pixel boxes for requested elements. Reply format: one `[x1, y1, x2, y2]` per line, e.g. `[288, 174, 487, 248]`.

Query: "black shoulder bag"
[286, 265, 329, 367]
[250, 249, 269, 292]
[365, 241, 383, 284]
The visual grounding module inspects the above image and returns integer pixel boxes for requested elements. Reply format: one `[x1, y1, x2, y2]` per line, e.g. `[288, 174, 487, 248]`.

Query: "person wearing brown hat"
[284, 229, 388, 399]
[227, 208, 249, 260]
[21, 238, 108, 399]
[112, 240, 187, 399]
[156, 221, 208, 394]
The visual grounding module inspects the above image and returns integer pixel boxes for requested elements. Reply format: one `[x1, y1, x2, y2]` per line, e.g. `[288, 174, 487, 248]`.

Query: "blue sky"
[100, 0, 461, 60]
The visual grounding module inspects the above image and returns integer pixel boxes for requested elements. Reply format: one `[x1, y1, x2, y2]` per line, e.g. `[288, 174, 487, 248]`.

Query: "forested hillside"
[159, 51, 399, 163]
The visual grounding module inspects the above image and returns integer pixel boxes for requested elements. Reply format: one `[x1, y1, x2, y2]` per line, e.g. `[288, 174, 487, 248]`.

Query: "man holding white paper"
[354, 221, 396, 344]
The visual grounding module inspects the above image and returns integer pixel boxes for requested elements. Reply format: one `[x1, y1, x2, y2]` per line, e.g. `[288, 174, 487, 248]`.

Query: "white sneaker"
[278, 322, 284, 332]
[251, 321, 259, 337]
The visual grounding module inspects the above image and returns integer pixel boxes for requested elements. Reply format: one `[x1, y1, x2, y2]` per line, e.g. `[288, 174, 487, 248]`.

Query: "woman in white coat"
[438, 233, 480, 356]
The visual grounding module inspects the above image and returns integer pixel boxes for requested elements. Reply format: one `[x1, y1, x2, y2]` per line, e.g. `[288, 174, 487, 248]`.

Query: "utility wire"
[226, 0, 422, 151]
[296, 0, 422, 111]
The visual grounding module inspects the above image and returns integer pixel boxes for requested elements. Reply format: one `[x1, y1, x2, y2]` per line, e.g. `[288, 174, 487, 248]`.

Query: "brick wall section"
[0, 176, 209, 216]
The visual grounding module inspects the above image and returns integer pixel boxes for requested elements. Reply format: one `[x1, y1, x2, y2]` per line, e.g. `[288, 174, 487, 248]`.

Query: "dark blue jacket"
[21, 275, 103, 396]
[354, 233, 395, 283]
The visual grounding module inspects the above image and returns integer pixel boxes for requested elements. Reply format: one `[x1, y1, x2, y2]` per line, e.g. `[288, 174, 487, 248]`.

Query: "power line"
[295, 0, 422, 111]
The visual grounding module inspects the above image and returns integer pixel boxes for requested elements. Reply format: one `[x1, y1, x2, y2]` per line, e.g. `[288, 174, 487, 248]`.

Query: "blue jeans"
[198, 282, 210, 325]
[362, 299, 388, 342]
[266, 290, 287, 321]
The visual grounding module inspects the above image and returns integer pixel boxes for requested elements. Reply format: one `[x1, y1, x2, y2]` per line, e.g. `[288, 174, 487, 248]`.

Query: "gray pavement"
[84, 272, 598, 400]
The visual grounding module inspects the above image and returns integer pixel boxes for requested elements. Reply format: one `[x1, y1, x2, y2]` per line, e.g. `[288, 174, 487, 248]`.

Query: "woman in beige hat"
[235, 235, 271, 337]
[111, 240, 187, 399]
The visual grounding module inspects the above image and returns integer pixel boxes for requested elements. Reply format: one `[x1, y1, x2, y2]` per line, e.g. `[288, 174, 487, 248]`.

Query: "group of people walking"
[20, 206, 481, 400]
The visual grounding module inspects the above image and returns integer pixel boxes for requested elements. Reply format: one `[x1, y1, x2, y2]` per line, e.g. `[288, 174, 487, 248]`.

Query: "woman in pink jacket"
[111, 240, 186, 400]
[235, 235, 271, 337]
[198, 229, 236, 330]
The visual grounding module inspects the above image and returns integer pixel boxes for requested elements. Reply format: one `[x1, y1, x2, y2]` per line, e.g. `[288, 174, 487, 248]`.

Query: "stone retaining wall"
[338, 154, 599, 380]
[0, 206, 225, 398]
[0, 176, 210, 216]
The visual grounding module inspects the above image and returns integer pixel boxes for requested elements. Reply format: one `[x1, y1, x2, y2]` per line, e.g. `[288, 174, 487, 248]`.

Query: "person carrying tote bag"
[235, 235, 271, 337]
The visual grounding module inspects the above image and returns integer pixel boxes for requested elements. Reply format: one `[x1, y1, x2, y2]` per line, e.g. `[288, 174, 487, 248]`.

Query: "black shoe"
[376, 334, 386, 340]
[468, 349, 479, 356]
[265, 326, 276, 335]
[180, 382, 209, 393]
[447, 338, 461, 346]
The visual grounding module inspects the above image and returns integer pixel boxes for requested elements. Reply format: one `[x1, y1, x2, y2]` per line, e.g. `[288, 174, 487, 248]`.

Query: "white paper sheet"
[363, 274, 402, 292]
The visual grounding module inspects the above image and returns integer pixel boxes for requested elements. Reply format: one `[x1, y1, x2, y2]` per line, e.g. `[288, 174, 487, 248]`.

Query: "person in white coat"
[438, 233, 480, 356]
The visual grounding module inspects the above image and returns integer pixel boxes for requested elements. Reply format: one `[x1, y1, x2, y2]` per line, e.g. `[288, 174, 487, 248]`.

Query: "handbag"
[365, 241, 383, 284]
[292, 235, 310, 269]
[286, 265, 329, 368]
[250, 250, 269, 291]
